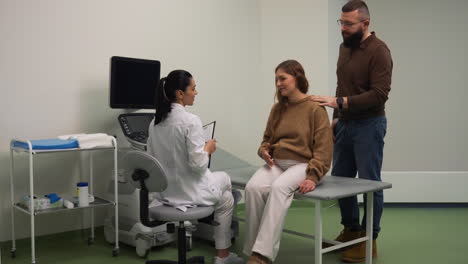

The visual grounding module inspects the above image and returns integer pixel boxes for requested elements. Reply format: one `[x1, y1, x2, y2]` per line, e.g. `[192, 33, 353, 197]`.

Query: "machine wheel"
[11, 249, 16, 258]
[136, 238, 151, 258]
[87, 237, 94, 245]
[112, 248, 119, 257]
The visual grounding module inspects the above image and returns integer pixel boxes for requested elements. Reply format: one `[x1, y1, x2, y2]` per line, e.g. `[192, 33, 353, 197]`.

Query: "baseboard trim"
[368, 171, 468, 203]
[383, 202, 468, 208]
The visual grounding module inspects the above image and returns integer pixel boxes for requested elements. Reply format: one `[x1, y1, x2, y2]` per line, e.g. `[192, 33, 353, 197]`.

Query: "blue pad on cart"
[13, 139, 79, 150]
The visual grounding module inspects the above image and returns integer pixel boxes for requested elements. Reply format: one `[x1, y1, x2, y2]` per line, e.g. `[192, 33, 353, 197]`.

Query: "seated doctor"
[147, 70, 244, 264]
[243, 60, 333, 264]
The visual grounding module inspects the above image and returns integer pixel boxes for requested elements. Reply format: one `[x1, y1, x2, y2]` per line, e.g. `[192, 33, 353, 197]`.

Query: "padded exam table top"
[210, 148, 392, 201]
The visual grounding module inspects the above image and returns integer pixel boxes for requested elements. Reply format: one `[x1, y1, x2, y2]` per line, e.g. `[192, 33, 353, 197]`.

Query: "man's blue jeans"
[331, 116, 387, 239]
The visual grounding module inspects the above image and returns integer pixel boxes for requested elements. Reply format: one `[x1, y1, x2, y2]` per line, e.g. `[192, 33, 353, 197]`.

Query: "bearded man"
[312, 1, 393, 262]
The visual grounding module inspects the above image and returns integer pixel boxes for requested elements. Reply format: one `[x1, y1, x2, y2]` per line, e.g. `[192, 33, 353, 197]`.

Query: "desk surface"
[211, 148, 392, 201]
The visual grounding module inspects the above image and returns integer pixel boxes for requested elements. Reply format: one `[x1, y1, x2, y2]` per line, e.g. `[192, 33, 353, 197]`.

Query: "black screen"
[110, 56, 161, 109]
[126, 115, 154, 133]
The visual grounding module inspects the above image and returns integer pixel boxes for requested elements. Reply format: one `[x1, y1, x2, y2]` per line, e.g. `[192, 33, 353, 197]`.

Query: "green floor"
[2, 201, 468, 264]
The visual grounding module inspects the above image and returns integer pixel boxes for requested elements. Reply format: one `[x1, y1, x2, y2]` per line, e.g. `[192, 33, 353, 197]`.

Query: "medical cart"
[9, 138, 119, 264]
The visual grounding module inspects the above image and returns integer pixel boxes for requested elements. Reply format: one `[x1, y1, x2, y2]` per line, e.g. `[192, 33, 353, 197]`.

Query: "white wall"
[259, 0, 330, 99]
[0, 0, 263, 242]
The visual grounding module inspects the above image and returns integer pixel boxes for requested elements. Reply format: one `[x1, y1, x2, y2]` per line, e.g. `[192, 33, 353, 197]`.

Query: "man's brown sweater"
[333, 32, 393, 120]
[258, 96, 333, 183]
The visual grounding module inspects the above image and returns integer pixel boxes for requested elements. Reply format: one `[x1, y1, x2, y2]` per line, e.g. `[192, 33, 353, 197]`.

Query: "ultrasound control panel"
[118, 113, 154, 146]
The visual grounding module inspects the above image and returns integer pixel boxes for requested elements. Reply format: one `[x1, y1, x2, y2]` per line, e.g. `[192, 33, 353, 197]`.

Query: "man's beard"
[342, 29, 363, 49]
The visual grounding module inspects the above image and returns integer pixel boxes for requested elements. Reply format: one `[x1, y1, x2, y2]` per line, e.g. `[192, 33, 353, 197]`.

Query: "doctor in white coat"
[147, 70, 243, 264]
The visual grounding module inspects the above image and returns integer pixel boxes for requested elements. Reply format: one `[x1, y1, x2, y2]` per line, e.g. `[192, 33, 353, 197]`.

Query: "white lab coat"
[147, 103, 222, 207]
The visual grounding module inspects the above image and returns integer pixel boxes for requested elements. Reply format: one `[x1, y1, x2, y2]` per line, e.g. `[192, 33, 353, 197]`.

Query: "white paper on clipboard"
[203, 121, 216, 141]
[203, 121, 216, 168]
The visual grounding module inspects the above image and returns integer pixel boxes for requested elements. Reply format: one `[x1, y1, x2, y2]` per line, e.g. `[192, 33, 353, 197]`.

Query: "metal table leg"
[365, 192, 374, 264]
[112, 138, 119, 256]
[314, 200, 322, 264]
[28, 148, 36, 264]
[89, 152, 95, 244]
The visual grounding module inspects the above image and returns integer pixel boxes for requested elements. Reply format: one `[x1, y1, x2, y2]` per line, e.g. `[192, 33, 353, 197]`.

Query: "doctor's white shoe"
[214, 252, 245, 264]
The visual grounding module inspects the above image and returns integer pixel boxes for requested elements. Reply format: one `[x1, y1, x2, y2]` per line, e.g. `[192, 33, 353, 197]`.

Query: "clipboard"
[203, 121, 216, 168]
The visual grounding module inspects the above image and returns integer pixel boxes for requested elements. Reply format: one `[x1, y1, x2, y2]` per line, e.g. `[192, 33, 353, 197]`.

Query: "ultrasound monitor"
[109, 56, 161, 109]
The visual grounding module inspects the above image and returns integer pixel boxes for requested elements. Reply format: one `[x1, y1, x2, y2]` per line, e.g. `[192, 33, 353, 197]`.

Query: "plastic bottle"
[77, 182, 89, 207]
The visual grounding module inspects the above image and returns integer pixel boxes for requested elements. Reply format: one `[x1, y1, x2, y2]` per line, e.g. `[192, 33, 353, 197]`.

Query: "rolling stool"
[122, 151, 217, 264]
[147, 206, 216, 264]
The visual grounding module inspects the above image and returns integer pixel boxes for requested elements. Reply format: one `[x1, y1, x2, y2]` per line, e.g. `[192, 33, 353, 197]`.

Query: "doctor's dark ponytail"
[154, 70, 193, 125]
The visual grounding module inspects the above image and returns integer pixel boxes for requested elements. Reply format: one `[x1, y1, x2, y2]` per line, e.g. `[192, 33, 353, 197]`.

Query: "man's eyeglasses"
[337, 19, 366, 27]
